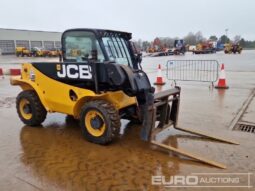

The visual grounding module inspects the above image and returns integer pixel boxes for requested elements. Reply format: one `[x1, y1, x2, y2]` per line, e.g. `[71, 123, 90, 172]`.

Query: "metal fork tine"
[174, 126, 239, 145]
[151, 140, 226, 169]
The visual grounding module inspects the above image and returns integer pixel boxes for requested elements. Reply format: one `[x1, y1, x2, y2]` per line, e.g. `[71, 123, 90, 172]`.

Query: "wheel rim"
[19, 98, 32, 120]
[85, 110, 106, 137]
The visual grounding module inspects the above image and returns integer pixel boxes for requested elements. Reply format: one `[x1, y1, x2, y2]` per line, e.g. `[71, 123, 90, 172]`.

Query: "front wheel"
[80, 100, 120, 145]
[16, 90, 47, 126]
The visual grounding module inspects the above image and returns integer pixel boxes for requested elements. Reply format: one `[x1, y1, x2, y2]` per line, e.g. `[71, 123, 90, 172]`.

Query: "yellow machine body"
[11, 63, 137, 119]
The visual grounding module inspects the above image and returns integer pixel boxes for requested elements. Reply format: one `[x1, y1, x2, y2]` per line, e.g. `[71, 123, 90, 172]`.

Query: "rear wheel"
[16, 90, 47, 126]
[80, 100, 120, 145]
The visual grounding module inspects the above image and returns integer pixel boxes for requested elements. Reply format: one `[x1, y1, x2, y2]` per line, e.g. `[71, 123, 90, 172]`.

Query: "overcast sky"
[0, 0, 254, 41]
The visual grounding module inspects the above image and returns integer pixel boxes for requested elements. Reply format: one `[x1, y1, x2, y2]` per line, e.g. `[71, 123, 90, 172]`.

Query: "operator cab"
[61, 29, 141, 70]
[55, 28, 151, 98]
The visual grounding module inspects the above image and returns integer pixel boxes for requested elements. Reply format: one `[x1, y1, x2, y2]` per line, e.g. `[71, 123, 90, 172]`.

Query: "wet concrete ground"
[0, 51, 255, 190]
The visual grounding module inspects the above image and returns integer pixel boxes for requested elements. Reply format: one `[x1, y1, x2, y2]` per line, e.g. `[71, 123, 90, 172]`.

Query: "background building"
[0, 28, 62, 54]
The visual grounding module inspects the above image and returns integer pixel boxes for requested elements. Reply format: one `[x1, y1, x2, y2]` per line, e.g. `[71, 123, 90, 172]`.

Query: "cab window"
[102, 37, 132, 66]
[63, 31, 105, 62]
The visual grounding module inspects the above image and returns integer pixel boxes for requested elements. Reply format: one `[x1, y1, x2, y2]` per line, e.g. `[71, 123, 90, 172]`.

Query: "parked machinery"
[193, 41, 216, 54]
[173, 40, 186, 55]
[224, 43, 242, 54]
[147, 38, 166, 53]
[31, 47, 45, 57]
[47, 48, 60, 57]
[15, 47, 32, 57]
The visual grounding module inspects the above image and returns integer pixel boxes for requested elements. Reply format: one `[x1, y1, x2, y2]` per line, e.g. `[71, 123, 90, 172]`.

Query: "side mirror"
[136, 52, 142, 64]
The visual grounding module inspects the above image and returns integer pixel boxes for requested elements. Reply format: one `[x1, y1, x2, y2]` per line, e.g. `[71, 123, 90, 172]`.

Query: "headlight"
[29, 69, 35, 81]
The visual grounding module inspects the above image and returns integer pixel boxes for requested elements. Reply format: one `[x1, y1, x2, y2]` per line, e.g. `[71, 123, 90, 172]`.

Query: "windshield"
[102, 37, 132, 66]
[63, 31, 105, 62]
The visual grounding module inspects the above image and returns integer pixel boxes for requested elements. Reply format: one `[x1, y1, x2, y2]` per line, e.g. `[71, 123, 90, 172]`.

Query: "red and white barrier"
[9, 69, 21, 76]
[0, 68, 3, 78]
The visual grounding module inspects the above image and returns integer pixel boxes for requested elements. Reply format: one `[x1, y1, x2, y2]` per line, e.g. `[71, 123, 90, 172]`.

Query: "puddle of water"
[16, 114, 187, 190]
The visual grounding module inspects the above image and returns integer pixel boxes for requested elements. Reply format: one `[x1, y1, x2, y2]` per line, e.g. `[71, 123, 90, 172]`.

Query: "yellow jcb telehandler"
[11, 28, 238, 168]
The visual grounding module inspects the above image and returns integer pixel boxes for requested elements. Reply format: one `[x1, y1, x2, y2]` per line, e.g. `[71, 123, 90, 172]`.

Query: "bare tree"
[195, 31, 205, 43]
[138, 31, 207, 50]
[142, 41, 150, 51]
[233, 35, 241, 43]
[159, 37, 178, 48]
[184, 32, 197, 45]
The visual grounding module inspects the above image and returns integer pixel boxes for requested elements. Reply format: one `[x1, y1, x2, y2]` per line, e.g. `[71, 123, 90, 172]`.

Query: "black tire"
[80, 100, 120, 145]
[16, 90, 47, 126]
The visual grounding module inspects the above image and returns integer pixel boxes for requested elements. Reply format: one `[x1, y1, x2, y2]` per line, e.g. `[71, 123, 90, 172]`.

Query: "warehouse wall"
[0, 28, 62, 54]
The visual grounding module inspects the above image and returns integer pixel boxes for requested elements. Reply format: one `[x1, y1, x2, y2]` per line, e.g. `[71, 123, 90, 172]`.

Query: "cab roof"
[63, 28, 132, 40]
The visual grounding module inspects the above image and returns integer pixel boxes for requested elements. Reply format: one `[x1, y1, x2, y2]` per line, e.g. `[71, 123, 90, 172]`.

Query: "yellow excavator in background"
[16, 47, 32, 57]
[224, 43, 242, 54]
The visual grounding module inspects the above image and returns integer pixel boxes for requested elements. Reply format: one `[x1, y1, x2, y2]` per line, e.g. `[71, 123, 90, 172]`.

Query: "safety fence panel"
[166, 60, 219, 82]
